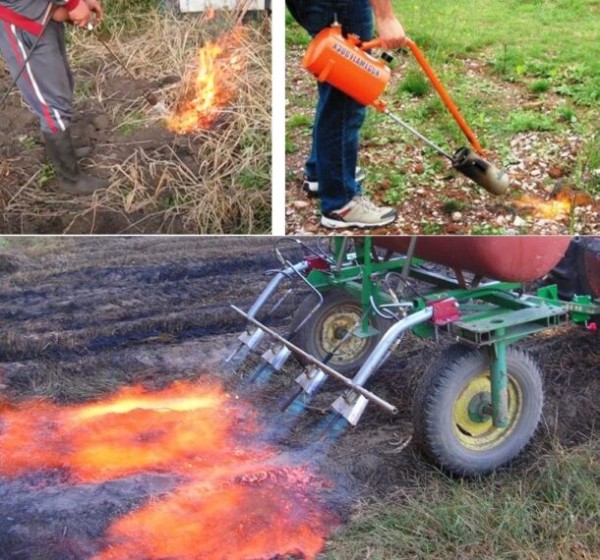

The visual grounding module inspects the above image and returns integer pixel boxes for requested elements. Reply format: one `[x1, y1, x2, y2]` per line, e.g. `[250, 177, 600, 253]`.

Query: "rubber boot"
[43, 129, 107, 195]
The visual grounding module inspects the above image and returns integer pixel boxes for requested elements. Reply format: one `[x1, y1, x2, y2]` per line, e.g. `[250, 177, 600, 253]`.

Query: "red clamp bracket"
[305, 255, 329, 272]
[428, 298, 461, 326]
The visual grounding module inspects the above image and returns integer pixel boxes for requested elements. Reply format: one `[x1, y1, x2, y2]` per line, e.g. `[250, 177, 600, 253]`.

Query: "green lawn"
[288, 0, 600, 108]
[323, 442, 600, 559]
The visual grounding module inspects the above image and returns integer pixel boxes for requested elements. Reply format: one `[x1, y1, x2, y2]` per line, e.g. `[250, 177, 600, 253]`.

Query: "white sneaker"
[321, 195, 397, 229]
[303, 167, 366, 197]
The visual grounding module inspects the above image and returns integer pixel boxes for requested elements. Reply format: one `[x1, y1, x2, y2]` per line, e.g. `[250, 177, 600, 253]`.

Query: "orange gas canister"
[302, 23, 391, 108]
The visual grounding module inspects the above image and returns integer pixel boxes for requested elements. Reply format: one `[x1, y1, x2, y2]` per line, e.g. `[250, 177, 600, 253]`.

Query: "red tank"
[373, 236, 572, 282]
[303, 24, 391, 107]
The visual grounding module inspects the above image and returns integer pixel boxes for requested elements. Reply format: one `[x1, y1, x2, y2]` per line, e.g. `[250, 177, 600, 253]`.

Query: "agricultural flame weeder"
[227, 237, 600, 477]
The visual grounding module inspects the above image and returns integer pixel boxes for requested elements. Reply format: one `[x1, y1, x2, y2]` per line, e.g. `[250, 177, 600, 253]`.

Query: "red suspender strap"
[0, 6, 44, 36]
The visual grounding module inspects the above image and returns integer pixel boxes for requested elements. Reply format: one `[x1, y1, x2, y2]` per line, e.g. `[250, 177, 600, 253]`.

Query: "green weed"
[236, 166, 270, 190]
[419, 221, 444, 234]
[286, 12, 310, 47]
[285, 138, 298, 154]
[38, 164, 56, 188]
[556, 105, 576, 123]
[19, 136, 37, 150]
[442, 198, 465, 214]
[383, 172, 407, 204]
[470, 223, 508, 235]
[506, 111, 557, 133]
[397, 68, 430, 98]
[529, 79, 551, 94]
[287, 114, 312, 129]
[117, 111, 145, 136]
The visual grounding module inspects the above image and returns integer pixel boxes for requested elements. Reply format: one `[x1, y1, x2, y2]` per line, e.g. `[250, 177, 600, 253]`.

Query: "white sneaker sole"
[321, 214, 396, 229]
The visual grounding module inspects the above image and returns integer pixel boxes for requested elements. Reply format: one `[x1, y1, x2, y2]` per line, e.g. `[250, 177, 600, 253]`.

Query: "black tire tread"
[412, 344, 543, 477]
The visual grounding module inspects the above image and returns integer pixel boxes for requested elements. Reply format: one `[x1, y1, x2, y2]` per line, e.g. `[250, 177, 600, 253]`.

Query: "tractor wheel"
[412, 344, 543, 477]
[290, 289, 389, 375]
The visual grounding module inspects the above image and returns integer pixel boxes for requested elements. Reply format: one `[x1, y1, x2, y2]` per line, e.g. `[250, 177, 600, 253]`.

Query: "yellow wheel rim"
[452, 371, 521, 451]
[318, 305, 368, 366]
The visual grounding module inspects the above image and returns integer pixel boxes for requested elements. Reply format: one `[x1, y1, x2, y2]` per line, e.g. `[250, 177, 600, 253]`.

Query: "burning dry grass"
[512, 187, 596, 222]
[0, 9, 271, 233]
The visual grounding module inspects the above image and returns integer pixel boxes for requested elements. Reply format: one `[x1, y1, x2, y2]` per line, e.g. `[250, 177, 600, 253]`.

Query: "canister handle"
[362, 37, 484, 155]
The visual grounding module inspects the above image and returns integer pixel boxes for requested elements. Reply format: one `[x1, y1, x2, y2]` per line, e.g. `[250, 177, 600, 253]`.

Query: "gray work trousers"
[0, 20, 73, 134]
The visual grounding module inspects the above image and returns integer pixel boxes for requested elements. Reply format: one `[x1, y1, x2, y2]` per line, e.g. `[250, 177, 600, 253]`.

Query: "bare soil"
[0, 237, 598, 558]
[0, 75, 183, 234]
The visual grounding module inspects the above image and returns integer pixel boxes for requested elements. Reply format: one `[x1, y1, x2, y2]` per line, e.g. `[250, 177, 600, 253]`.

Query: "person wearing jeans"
[287, 0, 406, 228]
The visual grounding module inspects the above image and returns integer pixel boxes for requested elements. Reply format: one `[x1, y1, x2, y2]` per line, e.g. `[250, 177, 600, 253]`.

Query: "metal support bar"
[360, 237, 375, 335]
[331, 306, 434, 424]
[384, 110, 453, 160]
[489, 336, 509, 428]
[226, 262, 309, 361]
[230, 305, 398, 415]
[351, 307, 434, 388]
[401, 236, 418, 280]
[248, 262, 308, 317]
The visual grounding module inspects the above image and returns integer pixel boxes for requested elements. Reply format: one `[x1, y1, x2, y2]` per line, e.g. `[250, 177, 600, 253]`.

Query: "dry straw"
[1, 7, 271, 234]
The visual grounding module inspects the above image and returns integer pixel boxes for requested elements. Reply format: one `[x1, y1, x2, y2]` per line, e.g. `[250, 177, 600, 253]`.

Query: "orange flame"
[513, 191, 575, 220]
[514, 188, 599, 221]
[93, 466, 336, 560]
[0, 380, 339, 559]
[167, 29, 246, 134]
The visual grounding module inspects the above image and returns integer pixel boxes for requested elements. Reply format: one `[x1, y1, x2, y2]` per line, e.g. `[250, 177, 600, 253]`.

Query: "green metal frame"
[302, 237, 600, 429]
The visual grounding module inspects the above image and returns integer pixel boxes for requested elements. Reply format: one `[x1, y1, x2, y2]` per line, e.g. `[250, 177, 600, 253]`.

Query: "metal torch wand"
[88, 29, 159, 107]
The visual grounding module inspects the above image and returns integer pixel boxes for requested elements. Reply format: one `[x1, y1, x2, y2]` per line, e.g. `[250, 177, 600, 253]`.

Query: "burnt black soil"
[0, 237, 598, 559]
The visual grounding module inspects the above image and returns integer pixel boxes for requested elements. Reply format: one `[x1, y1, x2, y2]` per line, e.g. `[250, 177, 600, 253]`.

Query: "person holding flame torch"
[0, 0, 107, 193]
[287, 0, 407, 229]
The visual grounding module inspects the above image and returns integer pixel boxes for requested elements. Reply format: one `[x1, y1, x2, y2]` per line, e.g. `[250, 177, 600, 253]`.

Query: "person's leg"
[0, 20, 70, 134]
[286, 0, 373, 214]
[0, 21, 106, 193]
[317, 0, 372, 213]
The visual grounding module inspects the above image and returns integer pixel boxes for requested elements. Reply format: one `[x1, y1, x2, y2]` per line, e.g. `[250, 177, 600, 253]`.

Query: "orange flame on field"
[0, 380, 339, 559]
[166, 29, 247, 134]
[513, 192, 572, 220]
[94, 466, 335, 560]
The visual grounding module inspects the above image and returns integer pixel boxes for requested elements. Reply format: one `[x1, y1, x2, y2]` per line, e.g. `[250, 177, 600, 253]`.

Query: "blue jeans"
[287, 0, 372, 214]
